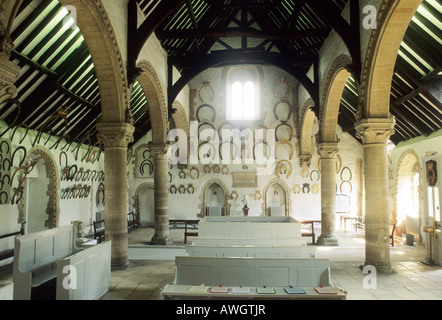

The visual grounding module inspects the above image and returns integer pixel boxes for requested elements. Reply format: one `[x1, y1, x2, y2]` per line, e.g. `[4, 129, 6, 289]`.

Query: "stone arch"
[319, 54, 353, 143]
[137, 60, 169, 143]
[359, 0, 423, 119]
[18, 146, 60, 229]
[262, 178, 291, 217]
[199, 179, 230, 217]
[132, 182, 155, 226]
[394, 149, 423, 237]
[299, 98, 317, 167]
[57, 0, 130, 122]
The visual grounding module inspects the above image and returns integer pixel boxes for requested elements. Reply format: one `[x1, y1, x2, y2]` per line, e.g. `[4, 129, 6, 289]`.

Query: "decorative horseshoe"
[230, 191, 238, 200]
[170, 185, 177, 194]
[2, 158, 11, 172]
[189, 166, 200, 180]
[90, 170, 97, 182]
[168, 172, 174, 183]
[82, 169, 91, 182]
[75, 167, 84, 182]
[198, 81, 215, 102]
[196, 104, 216, 123]
[293, 185, 301, 194]
[221, 165, 229, 175]
[11, 123, 29, 145]
[275, 122, 294, 142]
[179, 168, 187, 179]
[302, 183, 310, 194]
[67, 165, 78, 181]
[275, 139, 294, 160]
[0, 140, 10, 155]
[178, 185, 186, 194]
[301, 167, 309, 179]
[273, 100, 292, 122]
[11, 187, 24, 205]
[273, 77, 291, 99]
[310, 170, 320, 182]
[212, 164, 220, 174]
[203, 165, 211, 174]
[254, 190, 262, 200]
[276, 160, 292, 179]
[59, 151, 68, 168]
[187, 184, 195, 194]
[312, 184, 320, 194]
[140, 159, 154, 176]
[97, 171, 105, 182]
[253, 141, 272, 160]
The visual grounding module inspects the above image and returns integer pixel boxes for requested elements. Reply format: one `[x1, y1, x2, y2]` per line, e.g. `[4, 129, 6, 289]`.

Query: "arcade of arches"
[0, 0, 441, 301]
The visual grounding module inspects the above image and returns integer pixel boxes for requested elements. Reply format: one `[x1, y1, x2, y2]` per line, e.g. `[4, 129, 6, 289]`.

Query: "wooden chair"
[93, 220, 105, 243]
[389, 223, 396, 246]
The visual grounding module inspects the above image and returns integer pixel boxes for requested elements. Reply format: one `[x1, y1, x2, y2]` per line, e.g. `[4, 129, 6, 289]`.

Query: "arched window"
[226, 66, 260, 120]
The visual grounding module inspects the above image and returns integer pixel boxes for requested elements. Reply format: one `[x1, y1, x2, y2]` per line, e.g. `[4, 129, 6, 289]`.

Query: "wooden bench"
[170, 219, 200, 244]
[13, 225, 79, 300]
[0, 225, 25, 262]
[185, 245, 316, 258]
[93, 220, 105, 243]
[300, 220, 320, 245]
[162, 256, 346, 300]
[191, 237, 307, 246]
[13, 225, 111, 300]
[56, 241, 111, 300]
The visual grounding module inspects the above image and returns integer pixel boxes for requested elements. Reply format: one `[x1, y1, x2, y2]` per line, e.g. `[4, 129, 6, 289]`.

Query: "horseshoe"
[11, 146, 27, 168]
[67, 165, 78, 181]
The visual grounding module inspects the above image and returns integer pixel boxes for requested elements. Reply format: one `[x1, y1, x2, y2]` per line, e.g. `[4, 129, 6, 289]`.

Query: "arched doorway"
[20, 146, 60, 233]
[263, 179, 291, 217]
[396, 150, 423, 240]
[133, 183, 155, 227]
[199, 179, 230, 217]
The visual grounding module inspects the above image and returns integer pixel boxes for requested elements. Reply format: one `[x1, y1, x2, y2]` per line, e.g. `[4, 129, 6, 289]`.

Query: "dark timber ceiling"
[1, 0, 441, 150]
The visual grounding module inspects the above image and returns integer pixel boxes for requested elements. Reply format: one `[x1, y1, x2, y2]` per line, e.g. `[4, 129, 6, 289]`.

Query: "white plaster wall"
[390, 130, 442, 252]
[127, 65, 364, 223]
[0, 121, 105, 267]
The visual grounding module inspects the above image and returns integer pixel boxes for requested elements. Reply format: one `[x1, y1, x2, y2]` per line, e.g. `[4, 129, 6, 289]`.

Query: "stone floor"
[98, 226, 442, 301]
[1, 225, 441, 302]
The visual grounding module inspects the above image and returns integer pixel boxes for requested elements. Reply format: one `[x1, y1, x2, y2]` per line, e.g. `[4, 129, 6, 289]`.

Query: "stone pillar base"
[150, 234, 174, 245]
[111, 260, 130, 271]
[359, 262, 396, 274]
[317, 235, 339, 246]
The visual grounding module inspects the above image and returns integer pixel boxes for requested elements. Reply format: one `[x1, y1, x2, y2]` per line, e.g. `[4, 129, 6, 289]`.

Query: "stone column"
[97, 122, 134, 270]
[355, 117, 396, 273]
[317, 142, 339, 246]
[149, 142, 173, 245]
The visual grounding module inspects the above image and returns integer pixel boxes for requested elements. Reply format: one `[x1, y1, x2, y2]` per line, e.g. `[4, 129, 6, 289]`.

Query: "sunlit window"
[226, 66, 260, 121]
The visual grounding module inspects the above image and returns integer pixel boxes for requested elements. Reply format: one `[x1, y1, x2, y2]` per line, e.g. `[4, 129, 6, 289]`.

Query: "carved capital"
[299, 154, 312, 168]
[0, 56, 20, 103]
[355, 117, 396, 145]
[317, 142, 338, 160]
[148, 142, 172, 159]
[97, 122, 134, 148]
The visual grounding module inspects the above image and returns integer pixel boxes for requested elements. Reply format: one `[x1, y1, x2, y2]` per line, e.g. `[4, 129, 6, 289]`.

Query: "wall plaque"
[232, 171, 258, 188]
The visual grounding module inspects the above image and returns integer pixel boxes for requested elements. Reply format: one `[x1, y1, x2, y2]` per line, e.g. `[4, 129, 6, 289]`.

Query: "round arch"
[137, 60, 169, 143]
[360, 0, 423, 119]
[198, 179, 230, 218]
[57, 0, 130, 122]
[394, 149, 423, 238]
[132, 182, 155, 226]
[262, 178, 291, 217]
[18, 146, 60, 230]
[319, 55, 352, 143]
